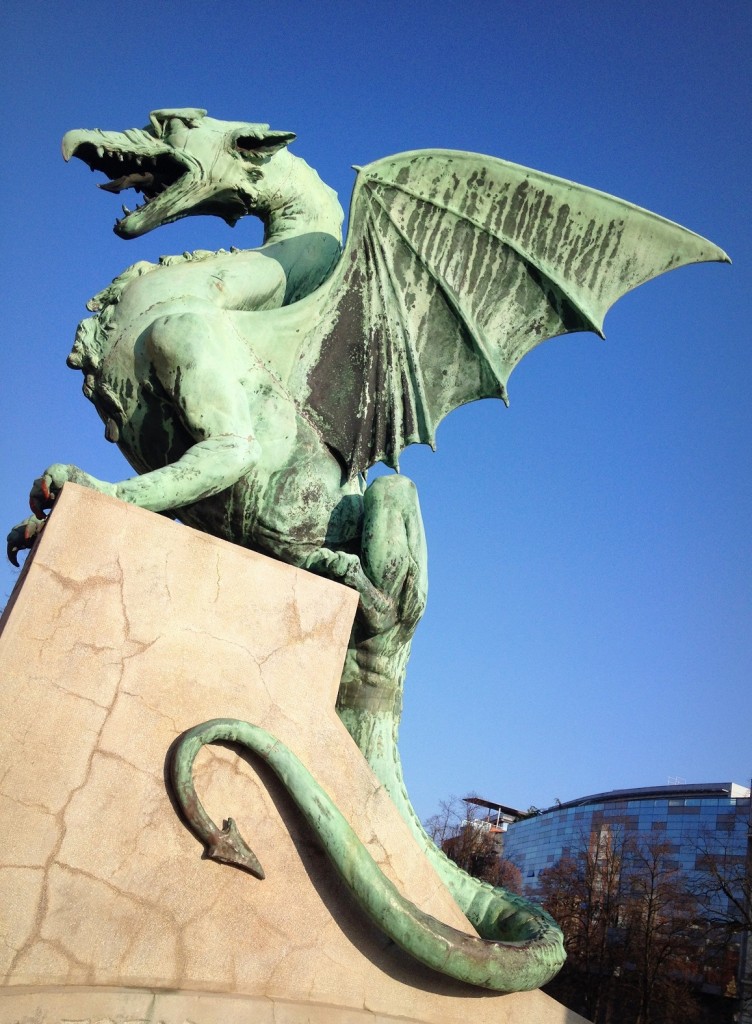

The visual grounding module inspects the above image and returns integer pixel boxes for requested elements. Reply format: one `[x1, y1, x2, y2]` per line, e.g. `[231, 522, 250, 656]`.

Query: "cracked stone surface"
[0, 485, 585, 1024]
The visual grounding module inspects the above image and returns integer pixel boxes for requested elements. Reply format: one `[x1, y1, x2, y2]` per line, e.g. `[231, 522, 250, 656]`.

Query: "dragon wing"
[276, 149, 728, 476]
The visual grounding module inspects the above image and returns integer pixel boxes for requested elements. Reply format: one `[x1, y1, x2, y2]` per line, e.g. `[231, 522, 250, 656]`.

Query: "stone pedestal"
[0, 484, 585, 1023]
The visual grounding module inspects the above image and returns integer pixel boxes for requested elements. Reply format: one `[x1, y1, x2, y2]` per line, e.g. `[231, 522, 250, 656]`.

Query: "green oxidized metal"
[7, 108, 729, 992]
[171, 718, 564, 991]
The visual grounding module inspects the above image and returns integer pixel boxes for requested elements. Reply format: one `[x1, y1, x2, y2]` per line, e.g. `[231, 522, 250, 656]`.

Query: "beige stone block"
[0, 987, 587, 1024]
[0, 867, 45, 976]
[0, 687, 107, 817]
[0, 797, 58, 868]
[0, 485, 586, 1023]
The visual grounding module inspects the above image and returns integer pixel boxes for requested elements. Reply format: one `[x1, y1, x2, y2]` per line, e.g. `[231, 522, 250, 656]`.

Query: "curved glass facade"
[503, 782, 750, 896]
[498, 783, 751, 1014]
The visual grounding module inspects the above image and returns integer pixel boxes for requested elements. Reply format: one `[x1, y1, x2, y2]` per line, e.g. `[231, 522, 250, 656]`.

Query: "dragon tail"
[170, 717, 565, 992]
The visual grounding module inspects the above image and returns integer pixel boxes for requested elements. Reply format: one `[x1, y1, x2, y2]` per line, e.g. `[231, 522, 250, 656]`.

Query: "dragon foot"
[6, 514, 46, 567]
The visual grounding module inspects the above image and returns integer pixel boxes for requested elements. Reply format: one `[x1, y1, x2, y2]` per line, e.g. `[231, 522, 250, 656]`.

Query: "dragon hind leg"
[360, 474, 428, 635]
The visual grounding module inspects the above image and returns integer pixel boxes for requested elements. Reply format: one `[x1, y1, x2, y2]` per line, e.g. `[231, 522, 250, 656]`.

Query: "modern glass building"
[501, 781, 751, 1014]
[503, 781, 750, 895]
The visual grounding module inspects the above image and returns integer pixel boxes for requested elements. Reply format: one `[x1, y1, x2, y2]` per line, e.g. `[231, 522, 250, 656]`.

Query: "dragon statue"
[7, 108, 728, 992]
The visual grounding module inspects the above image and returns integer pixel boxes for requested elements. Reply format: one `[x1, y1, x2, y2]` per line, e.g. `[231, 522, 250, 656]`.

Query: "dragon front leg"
[170, 718, 565, 993]
[6, 436, 259, 566]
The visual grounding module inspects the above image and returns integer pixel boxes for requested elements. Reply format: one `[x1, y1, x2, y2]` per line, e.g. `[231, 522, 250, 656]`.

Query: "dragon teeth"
[121, 204, 132, 216]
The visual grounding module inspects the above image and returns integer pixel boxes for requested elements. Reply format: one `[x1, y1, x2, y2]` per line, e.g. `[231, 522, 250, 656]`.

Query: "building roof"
[543, 781, 750, 815]
[465, 795, 525, 818]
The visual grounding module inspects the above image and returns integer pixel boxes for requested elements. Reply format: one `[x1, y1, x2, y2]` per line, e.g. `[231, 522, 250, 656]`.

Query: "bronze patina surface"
[7, 108, 728, 992]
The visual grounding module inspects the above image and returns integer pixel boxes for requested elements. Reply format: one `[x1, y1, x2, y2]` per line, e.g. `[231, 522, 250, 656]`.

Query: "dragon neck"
[256, 150, 344, 246]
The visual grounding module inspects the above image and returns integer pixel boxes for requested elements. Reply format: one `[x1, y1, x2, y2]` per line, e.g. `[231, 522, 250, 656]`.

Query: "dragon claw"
[29, 474, 53, 518]
[356, 582, 398, 636]
[6, 515, 46, 566]
[8, 467, 72, 565]
[28, 467, 72, 519]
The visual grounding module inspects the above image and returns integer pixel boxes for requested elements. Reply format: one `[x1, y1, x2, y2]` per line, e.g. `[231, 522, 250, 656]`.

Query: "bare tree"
[538, 825, 631, 1022]
[424, 795, 522, 892]
[621, 837, 702, 1024]
[537, 832, 715, 1024]
[690, 827, 752, 1024]
[691, 829, 751, 937]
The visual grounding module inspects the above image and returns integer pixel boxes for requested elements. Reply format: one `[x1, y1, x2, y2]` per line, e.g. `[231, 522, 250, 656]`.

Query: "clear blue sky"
[1, 1, 749, 821]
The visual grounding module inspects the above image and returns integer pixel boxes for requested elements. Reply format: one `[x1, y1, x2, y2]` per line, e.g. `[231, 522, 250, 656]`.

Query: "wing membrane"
[283, 150, 727, 475]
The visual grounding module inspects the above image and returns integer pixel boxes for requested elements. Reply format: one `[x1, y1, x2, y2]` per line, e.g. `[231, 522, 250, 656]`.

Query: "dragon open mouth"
[63, 111, 278, 238]
[70, 141, 188, 236]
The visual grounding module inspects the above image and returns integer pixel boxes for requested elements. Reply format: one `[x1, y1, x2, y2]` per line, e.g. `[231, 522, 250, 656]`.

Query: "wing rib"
[289, 149, 727, 475]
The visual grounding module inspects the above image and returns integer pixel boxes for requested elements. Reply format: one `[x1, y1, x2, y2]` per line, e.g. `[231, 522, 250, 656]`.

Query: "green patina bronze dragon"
[7, 108, 728, 992]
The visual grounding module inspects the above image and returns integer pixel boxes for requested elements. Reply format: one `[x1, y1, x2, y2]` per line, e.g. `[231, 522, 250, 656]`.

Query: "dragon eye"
[149, 108, 207, 137]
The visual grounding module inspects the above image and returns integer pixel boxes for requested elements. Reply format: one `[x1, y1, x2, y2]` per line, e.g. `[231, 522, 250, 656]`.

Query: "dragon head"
[62, 108, 296, 239]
